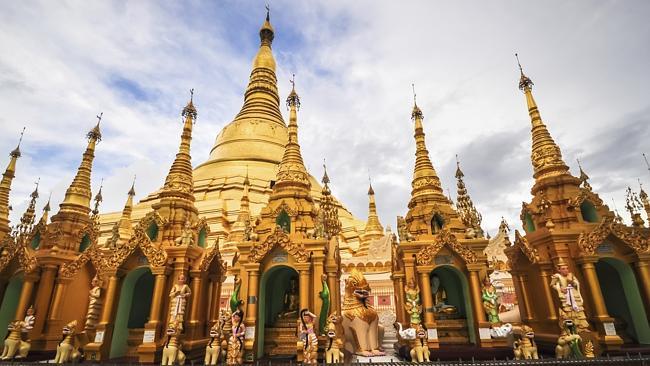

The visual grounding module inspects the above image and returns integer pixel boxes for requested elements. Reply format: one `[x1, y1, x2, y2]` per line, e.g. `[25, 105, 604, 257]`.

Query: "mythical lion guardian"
[341, 270, 384, 357]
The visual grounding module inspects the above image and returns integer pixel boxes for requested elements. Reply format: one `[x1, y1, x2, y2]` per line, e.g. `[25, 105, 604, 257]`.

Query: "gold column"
[14, 274, 37, 319]
[100, 275, 119, 325]
[188, 271, 202, 325]
[580, 261, 609, 319]
[148, 269, 168, 329]
[391, 273, 407, 325]
[635, 260, 650, 316]
[244, 263, 260, 325]
[417, 267, 435, 327]
[32, 264, 57, 335]
[404, 256, 417, 284]
[297, 263, 311, 310]
[209, 274, 223, 325]
[48, 277, 72, 321]
[514, 272, 535, 321]
[468, 270, 487, 323]
[539, 266, 558, 320]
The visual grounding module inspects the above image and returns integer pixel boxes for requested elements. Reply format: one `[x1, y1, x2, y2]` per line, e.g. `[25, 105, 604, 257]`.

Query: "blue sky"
[1, 0, 649, 237]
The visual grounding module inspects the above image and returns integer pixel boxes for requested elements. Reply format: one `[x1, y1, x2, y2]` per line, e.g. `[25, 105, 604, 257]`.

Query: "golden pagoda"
[505, 56, 650, 352]
[392, 93, 496, 348]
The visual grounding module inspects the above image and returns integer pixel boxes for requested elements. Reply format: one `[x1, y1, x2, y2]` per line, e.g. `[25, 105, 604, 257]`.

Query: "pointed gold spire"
[455, 156, 483, 235]
[516, 54, 570, 180]
[38, 192, 51, 225]
[122, 177, 136, 219]
[275, 77, 310, 190]
[59, 114, 102, 214]
[409, 84, 444, 202]
[91, 180, 103, 216]
[161, 90, 196, 200]
[0, 128, 24, 236]
[16, 179, 39, 237]
[364, 178, 384, 241]
[320, 163, 341, 239]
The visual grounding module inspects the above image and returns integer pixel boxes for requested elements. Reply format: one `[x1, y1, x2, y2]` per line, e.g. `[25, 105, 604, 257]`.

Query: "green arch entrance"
[256, 265, 299, 358]
[595, 258, 650, 344]
[109, 267, 154, 359]
[431, 265, 476, 344]
[0, 274, 23, 335]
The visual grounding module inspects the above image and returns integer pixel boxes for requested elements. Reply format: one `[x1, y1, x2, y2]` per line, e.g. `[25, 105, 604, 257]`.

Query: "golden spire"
[91, 180, 103, 216]
[0, 128, 24, 236]
[364, 178, 384, 240]
[516, 54, 570, 180]
[16, 179, 39, 236]
[455, 155, 483, 234]
[275, 77, 310, 190]
[38, 192, 51, 225]
[161, 90, 196, 200]
[59, 114, 102, 214]
[237, 169, 251, 222]
[409, 84, 444, 201]
[320, 163, 341, 239]
[122, 177, 136, 219]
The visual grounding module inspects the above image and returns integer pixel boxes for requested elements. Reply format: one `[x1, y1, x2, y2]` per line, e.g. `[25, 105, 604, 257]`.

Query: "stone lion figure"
[341, 270, 384, 357]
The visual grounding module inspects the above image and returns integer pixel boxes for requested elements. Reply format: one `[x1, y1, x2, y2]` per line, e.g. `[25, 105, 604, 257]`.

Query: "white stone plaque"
[427, 328, 438, 340]
[142, 330, 156, 343]
[245, 326, 256, 339]
[479, 327, 492, 340]
[94, 330, 105, 343]
[604, 322, 617, 336]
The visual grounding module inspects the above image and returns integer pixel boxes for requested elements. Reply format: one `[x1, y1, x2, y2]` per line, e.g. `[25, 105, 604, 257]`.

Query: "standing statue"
[169, 274, 192, 323]
[404, 279, 422, 325]
[227, 310, 245, 366]
[324, 314, 344, 364]
[174, 220, 194, 246]
[22, 306, 35, 339]
[299, 309, 319, 364]
[319, 274, 330, 335]
[1, 320, 31, 360]
[341, 270, 384, 357]
[276, 278, 299, 320]
[85, 275, 103, 330]
[550, 258, 589, 332]
[481, 277, 500, 323]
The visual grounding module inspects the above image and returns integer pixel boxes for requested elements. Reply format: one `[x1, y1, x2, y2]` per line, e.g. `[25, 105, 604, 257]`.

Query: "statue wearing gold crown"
[550, 258, 589, 332]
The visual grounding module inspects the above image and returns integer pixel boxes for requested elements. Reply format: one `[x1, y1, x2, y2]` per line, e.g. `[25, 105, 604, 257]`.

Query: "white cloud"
[1, 0, 649, 236]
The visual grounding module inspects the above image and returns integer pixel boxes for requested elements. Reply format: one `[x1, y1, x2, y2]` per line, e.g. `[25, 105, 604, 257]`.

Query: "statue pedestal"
[264, 317, 298, 357]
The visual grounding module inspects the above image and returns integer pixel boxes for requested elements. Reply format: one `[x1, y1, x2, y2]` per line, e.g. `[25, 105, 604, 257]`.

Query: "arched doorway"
[430, 266, 476, 344]
[0, 274, 23, 335]
[595, 258, 650, 344]
[257, 265, 299, 358]
[109, 267, 154, 359]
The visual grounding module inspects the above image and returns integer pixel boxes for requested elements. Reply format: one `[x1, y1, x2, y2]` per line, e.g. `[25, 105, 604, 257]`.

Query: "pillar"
[244, 263, 260, 325]
[514, 272, 535, 321]
[539, 266, 558, 320]
[580, 261, 609, 319]
[404, 256, 417, 285]
[147, 269, 168, 330]
[391, 273, 407, 325]
[14, 273, 38, 320]
[99, 275, 120, 325]
[48, 277, 72, 321]
[188, 271, 202, 324]
[209, 274, 223, 325]
[325, 265, 340, 316]
[635, 259, 650, 317]
[297, 263, 311, 311]
[417, 268, 435, 327]
[468, 270, 487, 323]
[31, 264, 57, 336]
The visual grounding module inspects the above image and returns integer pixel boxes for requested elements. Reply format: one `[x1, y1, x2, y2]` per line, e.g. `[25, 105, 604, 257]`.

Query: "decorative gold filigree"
[513, 230, 539, 264]
[249, 226, 309, 263]
[577, 216, 649, 255]
[567, 188, 604, 210]
[0, 235, 18, 273]
[104, 225, 167, 269]
[59, 243, 103, 278]
[138, 211, 168, 236]
[271, 201, 297, 217]
[415, 229, 477, 265]
[199, 239, 226, 273]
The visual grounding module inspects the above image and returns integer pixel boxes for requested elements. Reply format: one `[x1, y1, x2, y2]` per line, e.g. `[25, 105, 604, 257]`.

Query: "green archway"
[595, 258, 650, 344]
[256, 265, 298, 358]
[431, 265, 476, 344]
[0, 275, 23, 336]
[109, 267, 154, 358]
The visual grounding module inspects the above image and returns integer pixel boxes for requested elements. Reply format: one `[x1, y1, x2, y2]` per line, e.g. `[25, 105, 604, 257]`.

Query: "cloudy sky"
[1, 0, 649, 237]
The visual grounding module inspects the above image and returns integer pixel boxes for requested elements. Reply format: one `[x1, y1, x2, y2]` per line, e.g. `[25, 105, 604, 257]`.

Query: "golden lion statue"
[513, 325, 538, 360]
[205, 319, 225, 366]
[161, 321, 185, 366]
[54, 320, 81, 364]
[1, 320, 30, 360]
[341, 270, 384, 357]
[324, 315, 344, 364]
[409, 324, 430, 363]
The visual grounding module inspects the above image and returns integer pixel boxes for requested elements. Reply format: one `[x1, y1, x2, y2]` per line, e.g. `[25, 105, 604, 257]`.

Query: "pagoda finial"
[515, 54, 569, 182]
[92, 179, 104, 217]
[364, 175, 384, 241]
[455, 156, 483, 235]
[59, 116, 102, 214]
[161, 90, 196, 199]
[1, 128, 26, 235]
[15, 178, 40, 237]
[411, 83, 423, 120]
[322, 160, 330, 186]
[275, 79, 309, 188]
[259, 5, 274, 46]
[287, 73, 300, 110]
[10, 127, 25, 158]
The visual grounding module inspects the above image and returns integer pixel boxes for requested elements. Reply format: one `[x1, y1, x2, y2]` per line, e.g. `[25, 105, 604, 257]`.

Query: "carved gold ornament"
[249, 226, 308, 263]
[577, 216, 649, 255]
[415, 229, 477, 265]
[104, 225, 168, 268]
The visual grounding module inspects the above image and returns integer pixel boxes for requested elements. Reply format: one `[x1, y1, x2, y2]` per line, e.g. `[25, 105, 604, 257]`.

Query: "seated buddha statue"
[276, 278, 299, 321]
[432, 275, 457, 315]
